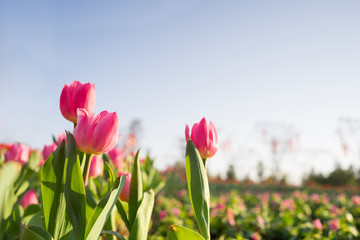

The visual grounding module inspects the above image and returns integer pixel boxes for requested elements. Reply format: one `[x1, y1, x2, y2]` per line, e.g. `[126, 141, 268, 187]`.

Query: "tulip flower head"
[60, 80, 96, 123]
[313, 219, 322, 230]
[89, 155, 104, 178]
[329, 219, 340, 231]
[185, 117, 218, 160]
[108, 148, 125, 170]
[5, 143, 30, 166]
[42, 143, 57, 161]
[118, 172, 131, 202]
[73, 108, 119, 155]
[57, 133, 67, 145]
[159, 210, 167, 221]
[20, 189, 38, 209]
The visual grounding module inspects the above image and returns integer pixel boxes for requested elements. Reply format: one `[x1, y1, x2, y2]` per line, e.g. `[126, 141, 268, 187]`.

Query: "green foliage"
[304, 165, 358, 186]
[85, 176, 126, 240]
[64, 132, 86, 240]
[167, 225, 205, 240]
[128, 149, 143, 229]
[185, 140, 210, 240]
[41, 140, 72, 239]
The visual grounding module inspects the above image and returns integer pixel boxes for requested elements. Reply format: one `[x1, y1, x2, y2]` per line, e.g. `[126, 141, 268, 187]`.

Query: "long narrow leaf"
[128, 149, 143, 228]
[85, 176, 126, 240]
[101, 230, 126, 240]
[41, 140, 72, 239]
[116, 200, 130, 231]
[185, 140, 210, 240]
[64, 132, 86, 240]
[128, 189, 154, 240]
[167, 225, 205, 240]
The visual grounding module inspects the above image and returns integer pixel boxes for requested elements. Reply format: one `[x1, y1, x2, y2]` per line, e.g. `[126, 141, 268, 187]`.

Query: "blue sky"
[1, 1, 360, 183]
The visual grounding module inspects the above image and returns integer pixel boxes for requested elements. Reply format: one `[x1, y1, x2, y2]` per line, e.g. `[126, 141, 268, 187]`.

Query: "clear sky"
[1, 1, 360, 184]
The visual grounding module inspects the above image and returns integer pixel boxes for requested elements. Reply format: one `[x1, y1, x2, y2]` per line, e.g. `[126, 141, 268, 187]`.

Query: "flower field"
[1, 81, 360, 240]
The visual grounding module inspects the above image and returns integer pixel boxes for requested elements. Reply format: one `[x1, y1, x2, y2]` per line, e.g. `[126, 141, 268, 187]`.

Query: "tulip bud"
[118, 172, 131, 202]
[57, 133, 67, 145]
[313, 219, 322, 230]
[329, 219, 339, 231]
[73, 108, 119, 155]
[108, 148, 125, 170]
[5, 143, 30, 166]
[20, 189, 38, 209]
[185, 117, 218, 159]
[89, 155, 104, 178]
[60, 80, 96, 123]
[42, 143, 57, 161]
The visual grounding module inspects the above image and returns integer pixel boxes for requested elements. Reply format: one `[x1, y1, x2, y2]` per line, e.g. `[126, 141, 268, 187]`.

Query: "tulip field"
[1, 81, 360, 240]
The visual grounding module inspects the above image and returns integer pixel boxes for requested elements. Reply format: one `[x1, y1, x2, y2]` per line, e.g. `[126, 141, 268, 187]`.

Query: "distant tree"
[303, 164, 357, 186]
[257, 161, 265, 181]
[226, 164, 236, 180]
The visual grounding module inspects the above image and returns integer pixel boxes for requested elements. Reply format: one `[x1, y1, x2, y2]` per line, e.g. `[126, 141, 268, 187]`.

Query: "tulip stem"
[202, 158, 207, 169]
[83, 153, 93, 186]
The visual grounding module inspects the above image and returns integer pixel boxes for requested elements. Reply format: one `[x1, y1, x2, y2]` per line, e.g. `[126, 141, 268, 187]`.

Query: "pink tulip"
[185, 117, 218, 159]
[171, 207, 181, 216]
[5, 143, 30, 166]
[42, 143, 57, 161]
[60, 80, 96, 123]
[73, 109, 119, 155]
[329, 219, 339, 231]
[20, 189, 38, 209]
[227, 209, 236, 226]
[257, 216, 265, 226]
[108, 148, 124, 170]
[118, 172, 131, 202]
[313, 219, 322, 230]
[352, 196, 360, 205]
[57, 133, 67, 145]
[251, 232, 261, 240]
[159, 210, 167, 220]
[89, 155, 104, 178]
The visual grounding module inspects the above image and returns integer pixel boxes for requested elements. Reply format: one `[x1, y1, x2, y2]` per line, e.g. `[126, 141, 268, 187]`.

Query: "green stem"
[202, 158, 207, 169]
[83, 153, 93, 186]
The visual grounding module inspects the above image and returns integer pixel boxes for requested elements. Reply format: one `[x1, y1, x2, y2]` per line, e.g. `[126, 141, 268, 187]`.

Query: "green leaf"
[116, 200, 130, 231]
[185, 140, 210, 240]
[166, 225, 205, 240]
[128, 149, 143, 228]
[41, 140, 72, 239]
[104, 161, 116, 187]
[85, 176, 126, 240]
[64, 132, 86, 240]
[21, 225, 53, 240]
[128, 189, 154, 240]
[22, 204, 42, 225]
[101, 230, 126, 240]
[0, 162, 21, 236]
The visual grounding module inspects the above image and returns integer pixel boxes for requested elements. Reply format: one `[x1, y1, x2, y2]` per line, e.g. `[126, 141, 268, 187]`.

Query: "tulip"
[250, 233, 261, 240]
[159, 210, 167, 220]
[108, 148, 124, 170]
[185, 117, 218, 160]
[20, 189, 38, 209]
[313, 219, 322, 230]
[5, 143, 30, 166]
[171, 208, 181, 216]
[89, 155, 104, 178]
[352, 196, 360, 205]
[73, 108, 119, 155]
[42, 143, 57, 161]
[60, 80, 96, 123]
[227, 209, 236, 226]
[57, 133, 67, 145]
[118, 172, 131, 202]
[329, 219, 339, 231]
